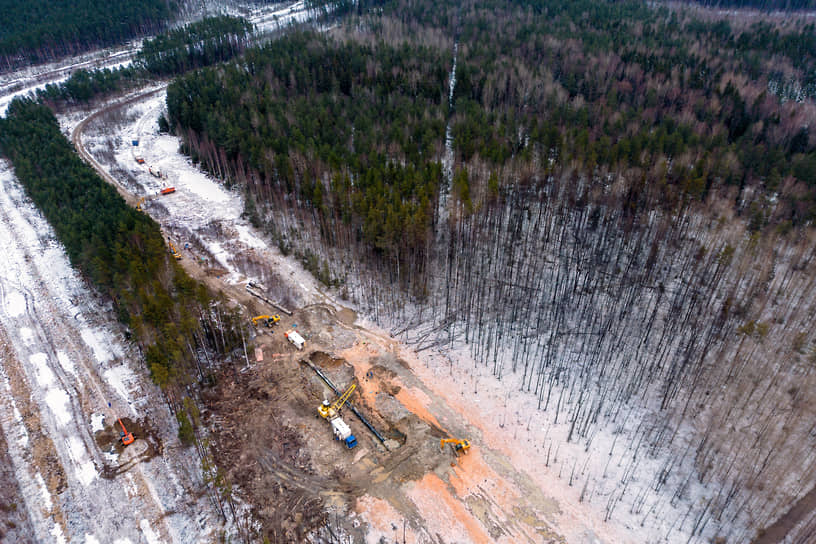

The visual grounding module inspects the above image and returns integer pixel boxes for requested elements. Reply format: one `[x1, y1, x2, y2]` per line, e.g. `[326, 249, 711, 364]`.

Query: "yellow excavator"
[440, 438, 471, 455]
[252, 314, 281, 327]
[168, 241, 182, 260]
[136, 197, 146, 212]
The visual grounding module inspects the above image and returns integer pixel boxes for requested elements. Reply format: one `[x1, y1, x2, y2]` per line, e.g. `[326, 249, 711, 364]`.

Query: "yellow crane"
[318, 382, 358, 448]
[440, 438, 471, 455]
[319, 382, 356, 419]
[251, 314, 280, 327]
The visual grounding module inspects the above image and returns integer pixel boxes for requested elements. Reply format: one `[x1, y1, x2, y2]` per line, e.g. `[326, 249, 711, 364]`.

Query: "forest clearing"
[1, 1, 816, 543]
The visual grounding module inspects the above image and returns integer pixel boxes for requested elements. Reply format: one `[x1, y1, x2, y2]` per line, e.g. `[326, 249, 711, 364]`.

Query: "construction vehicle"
[284, 329, 305, 350]
[168, 241, 182, 260]
[160, 187, 176, 195]
[318, 383, 358, 448]
[136, 196, 146, 211]
[440, 438, 471, 455]
[118, 418, 134, 446]
[135, 156, 145, 164]
[252, 314, 281, 327]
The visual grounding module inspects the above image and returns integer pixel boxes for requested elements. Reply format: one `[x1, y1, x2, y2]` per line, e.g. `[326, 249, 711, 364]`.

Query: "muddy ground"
[199, 302, 475, 542]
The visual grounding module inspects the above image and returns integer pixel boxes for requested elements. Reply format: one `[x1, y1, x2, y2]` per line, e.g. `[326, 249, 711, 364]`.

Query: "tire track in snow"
[0, 160, 179, 542]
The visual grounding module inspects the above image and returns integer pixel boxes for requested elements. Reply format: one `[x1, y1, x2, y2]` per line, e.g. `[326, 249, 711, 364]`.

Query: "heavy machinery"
[318, 382, 358, 448]
[136, 196, 146, 211]
[251, 314, 281, 327]
[168, 241, 182, 260]
[118, 418, 134, 446]
[160, 187, 176, 195]
[440, 438, 471, 455]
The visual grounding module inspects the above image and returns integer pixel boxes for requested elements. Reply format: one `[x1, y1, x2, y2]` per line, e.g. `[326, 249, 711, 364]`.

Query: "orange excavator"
[118, 418, 134, 446]
[440, 438, 471, 455]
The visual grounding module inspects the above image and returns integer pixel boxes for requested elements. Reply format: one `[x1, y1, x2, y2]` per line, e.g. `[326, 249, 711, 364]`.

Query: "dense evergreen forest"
[0, 0, 172, 72]
[34, 16, 254, 108]
[167, 0, 816, 283]
[136, 15, 254, 76]
[0, 99, 243, 408]
[165, 1, 816, 540]
[677, 0, 816, 9]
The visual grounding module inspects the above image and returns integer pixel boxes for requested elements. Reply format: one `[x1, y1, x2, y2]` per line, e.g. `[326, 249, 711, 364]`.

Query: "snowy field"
[0, 159, 220, 542]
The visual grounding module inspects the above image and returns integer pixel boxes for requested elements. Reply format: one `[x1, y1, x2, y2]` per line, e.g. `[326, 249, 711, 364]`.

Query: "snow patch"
[77, 459, 98, 487]
[19, 326, 34, 345]
[35, 473, 52, 510]
[56, 351, 77, 376]
[139, 519, 162, 544]
[12, 404, 28, 448]
[44, 389, 72, 427]
[90, 413, 105, 433]
[66, 436, 97, 486]
[4, 289, 26, 317]
[104, 365, 136, 409]
[81, 328, 113, 363]
[51, 524, 67, 544]
[85, 534, 100, 544]
[174, 165, 231, 204]
[29, 353, 56, 387]
[235, 224, 265, 249]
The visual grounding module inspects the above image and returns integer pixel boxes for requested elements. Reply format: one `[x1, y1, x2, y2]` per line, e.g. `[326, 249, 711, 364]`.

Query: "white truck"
[284, 330, 305, 350]
[329, 416, 357, 448]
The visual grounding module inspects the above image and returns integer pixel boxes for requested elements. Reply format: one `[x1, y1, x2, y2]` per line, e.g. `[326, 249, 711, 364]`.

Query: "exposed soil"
[753, 483, 816, 544]
[94, 416, 163, 479]
[71, 89, 574, 542]
[196, 302, 491, 541]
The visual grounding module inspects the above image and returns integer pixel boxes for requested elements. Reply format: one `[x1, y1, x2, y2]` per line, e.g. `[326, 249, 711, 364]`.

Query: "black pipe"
[303, 360, 387, 444]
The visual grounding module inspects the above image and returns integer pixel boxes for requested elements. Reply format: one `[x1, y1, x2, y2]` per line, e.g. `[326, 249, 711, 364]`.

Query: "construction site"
[202, 287, 510, 541]
[7, 10, 801, 540]
[49, 88, 666, 544]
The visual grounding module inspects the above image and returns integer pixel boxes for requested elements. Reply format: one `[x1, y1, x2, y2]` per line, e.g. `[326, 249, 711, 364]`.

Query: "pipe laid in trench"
[302, 359, 387, 445]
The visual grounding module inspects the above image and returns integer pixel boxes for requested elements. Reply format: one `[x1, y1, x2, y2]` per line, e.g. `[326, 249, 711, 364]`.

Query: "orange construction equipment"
[440, 438, 470, 455]
[160, 187, 176, 195]
[118, 418, 134, 446]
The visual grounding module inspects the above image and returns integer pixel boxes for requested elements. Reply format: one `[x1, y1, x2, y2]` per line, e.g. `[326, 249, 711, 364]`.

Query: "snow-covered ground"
[81, 93, 329, 308]
[0, 159, 219, 542]
[1, 3, 780, 542]
[0, 3, 328, 541]
[0, 48, 136, 115]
